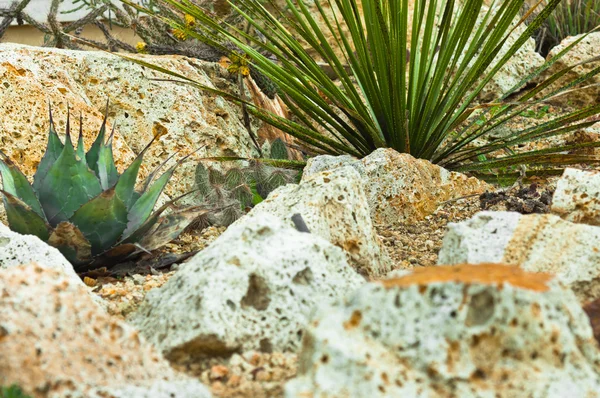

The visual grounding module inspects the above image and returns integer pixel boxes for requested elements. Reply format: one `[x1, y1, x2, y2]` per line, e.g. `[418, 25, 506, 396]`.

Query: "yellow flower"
[184, 14, 196, 27]
[136, 41, 148, 54]
[173, 28, 187, 41]
[227, 52, 251, 77]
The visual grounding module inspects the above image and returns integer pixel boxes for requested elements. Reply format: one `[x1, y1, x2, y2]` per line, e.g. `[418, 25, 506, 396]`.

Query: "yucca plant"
[0, 107, 204, 271]
[121, 0, 600, 182]
[534, 0, 600, 56]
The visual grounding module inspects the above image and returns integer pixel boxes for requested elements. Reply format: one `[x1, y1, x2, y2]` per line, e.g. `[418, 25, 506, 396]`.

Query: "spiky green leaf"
[36, 133, 103, 226]
[0, 190, 50, 241]
[69, 188, 128, 256]
[0, 155, 45, 219]
[85, 108, 109, 172]
[121, 167, 174, 239]
[33, 121, 64, 192]
[94, 136, 119, 190]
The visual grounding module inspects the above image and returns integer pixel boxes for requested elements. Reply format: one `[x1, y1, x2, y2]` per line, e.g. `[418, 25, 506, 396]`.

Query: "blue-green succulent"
[0, 106, 202, 271]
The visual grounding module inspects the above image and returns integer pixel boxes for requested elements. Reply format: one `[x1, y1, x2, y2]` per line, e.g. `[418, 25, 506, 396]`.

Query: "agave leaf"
[94, 126, 119, 190]
[115, 133, 162, 210]
[36, 126, 103, 226]
[115, 158, 143, 211]
[121, 166, 175, 239]
[0, 153, 45, 219]
[139, 207, 208, 252]
[33, 112, 64, 192]
[83, 243, 139, 271]
[76, 114, 86, 162]
[47, 221, 93, 266]
[69, 187, 128, 256]
[120, 190, 199, 244]
[85, 103, 109, 172]
[0, 190, 50, 241]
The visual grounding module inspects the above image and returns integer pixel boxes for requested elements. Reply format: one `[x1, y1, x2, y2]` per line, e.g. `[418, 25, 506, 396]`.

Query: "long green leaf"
[0, 153, 45, 219]
[36, 124, 102, 226]
[0, 190, 50, 241]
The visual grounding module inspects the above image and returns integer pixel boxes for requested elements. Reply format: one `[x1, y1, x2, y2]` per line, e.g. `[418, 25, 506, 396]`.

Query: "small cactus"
[193, 139, 298, 227]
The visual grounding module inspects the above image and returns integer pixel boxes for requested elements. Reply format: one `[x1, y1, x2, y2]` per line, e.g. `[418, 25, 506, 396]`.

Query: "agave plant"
[122, 0, 600, 183]
[0, 107, 203, 271]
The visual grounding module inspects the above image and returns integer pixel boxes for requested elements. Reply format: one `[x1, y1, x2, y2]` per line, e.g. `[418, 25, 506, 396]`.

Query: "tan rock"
[131, 214, 364, 358]
[0, 263, 210, 398]
[552, 168, 600, 225]
[245, 165, 391, 277]
[541, 32, 600, 108]
[303, 149, 490, 225]
[0, 43, 256, 204]
[286, 263, 600, 398]
[439, 211, 600, 303]
[472, 5, 545, 101]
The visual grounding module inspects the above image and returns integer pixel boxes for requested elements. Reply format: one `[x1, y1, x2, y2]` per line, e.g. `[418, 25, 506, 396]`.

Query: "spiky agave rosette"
[0, 107, 206, 271]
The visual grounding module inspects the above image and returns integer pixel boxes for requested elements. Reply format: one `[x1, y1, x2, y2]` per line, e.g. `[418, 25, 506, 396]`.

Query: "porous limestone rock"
[0, 222, 80, 283]
[472, 6, 545, 101]
[302, 149, 490, 226]
[0, 263, 211, 398]
[541, 32, 600, 107]
[552, 168, 600, 225]
[0, 43, 255, 204]
[131, 214, 364, 361]
[302, 154, 365, 178]
[286, 264, 600, 398]
[362, 149, 490, 224]
[438, 211, 600, 303]
[244, 165, 391, 277]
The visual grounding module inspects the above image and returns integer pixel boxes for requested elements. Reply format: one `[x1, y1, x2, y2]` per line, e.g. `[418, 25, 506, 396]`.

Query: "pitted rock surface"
[131, 214, 364, 360]
[245, 165, 391, 277]
[302, 149, 490, 226]
[0, 263, 211, 398]
[439, 211, 600, 303]
[552, 168, 600, 225]
[286, 264, 600, 398]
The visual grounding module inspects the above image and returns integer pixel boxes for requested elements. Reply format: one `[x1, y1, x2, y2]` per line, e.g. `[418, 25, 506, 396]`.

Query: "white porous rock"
[0, 263, 211, 398]
[551, 168, 600, 225]
[244, 165, 391, 277]
[302, 149, 490, 225]
[286, 264, 600, 398]
[131, 214, 365, 360]
[439, 211, 600, 303]
[541, 32, 600, 107]
[461, 4, 545, 102]
[0, 222, 81, 284]
[302, 154, 366, 178]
